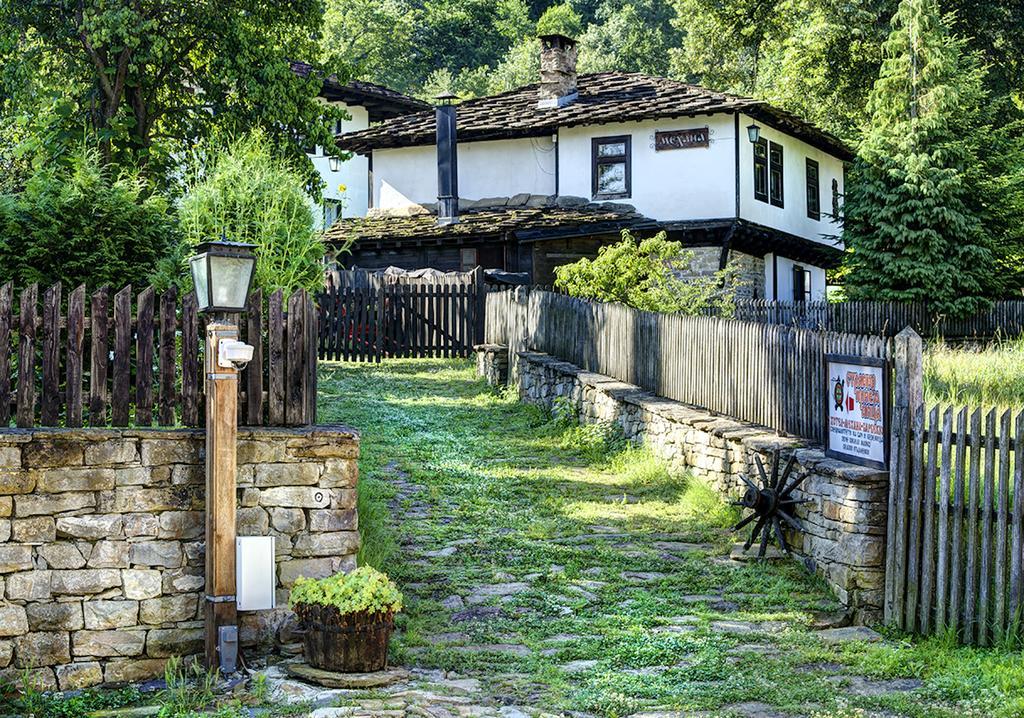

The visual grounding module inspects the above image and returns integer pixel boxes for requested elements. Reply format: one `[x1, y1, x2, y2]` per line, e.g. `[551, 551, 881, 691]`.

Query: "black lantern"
[189, 239, 257, 314]
[328, 155, 341, 172]
[747, 123, 761, 144]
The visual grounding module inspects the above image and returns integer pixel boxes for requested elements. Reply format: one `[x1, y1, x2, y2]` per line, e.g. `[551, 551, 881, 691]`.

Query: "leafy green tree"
[0, 0, 343, 190]
[554, 231, 739, 314]
[579, 1, 680, 76]
[536, 3, 583, 37]
[157, 132, 326, 298]
[321, 0, 418, 92]
[842, 0, 1000, 316]
[0, 146, 177, 290]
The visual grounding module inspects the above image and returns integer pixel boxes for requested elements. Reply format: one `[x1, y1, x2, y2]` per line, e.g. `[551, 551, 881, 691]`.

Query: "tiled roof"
[291, 61, 428, 119]
[336, 72, 852, 159]
[322, 196, 654, 245]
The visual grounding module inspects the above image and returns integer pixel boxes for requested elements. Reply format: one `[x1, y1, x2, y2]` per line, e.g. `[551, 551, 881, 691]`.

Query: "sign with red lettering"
[824, 354, 890, 470]
[654, 127, 710, 151]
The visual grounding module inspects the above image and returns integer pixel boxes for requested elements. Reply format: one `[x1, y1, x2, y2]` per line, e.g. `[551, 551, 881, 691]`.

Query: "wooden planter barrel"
[294, 603, 395, 673]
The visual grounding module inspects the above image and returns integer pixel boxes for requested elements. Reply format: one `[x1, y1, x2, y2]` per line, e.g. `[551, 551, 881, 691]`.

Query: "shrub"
[157, 131, 325, 298]
[289, 566, 403, 615]
[554, 230, 740, 314]
[0, 146, 178, 290]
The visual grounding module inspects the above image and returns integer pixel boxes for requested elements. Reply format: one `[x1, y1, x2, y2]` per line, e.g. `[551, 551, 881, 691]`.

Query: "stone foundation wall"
[474, 344, 509, 386]
[495, 350, 886, 623]
[0, 425, 359, 690]
[672, 248, 766, 301]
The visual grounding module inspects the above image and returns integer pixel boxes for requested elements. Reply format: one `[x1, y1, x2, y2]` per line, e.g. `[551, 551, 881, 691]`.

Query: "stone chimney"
[538, 34, 578, 108]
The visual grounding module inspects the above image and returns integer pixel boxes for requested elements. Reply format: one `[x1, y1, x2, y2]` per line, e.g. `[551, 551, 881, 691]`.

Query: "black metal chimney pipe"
[435, 94, 459, 226]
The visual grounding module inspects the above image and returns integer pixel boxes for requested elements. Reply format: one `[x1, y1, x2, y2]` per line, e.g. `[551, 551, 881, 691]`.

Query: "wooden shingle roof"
[323, 198, 654, 246]
[336, 72, 852, 159]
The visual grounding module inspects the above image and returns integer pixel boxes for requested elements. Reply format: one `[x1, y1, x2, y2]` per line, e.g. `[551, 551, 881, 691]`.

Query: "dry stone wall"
[0, 425, 359, 690]
[490, 350, 887, 623]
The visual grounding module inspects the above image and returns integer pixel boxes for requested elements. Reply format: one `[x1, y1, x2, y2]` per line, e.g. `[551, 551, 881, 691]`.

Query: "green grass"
[925, 337, 1024, 408]
[315, 358, 1024, 717]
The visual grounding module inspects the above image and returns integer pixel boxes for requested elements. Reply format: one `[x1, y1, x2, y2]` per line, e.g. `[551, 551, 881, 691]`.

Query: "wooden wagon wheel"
[731, 451, 810, 559]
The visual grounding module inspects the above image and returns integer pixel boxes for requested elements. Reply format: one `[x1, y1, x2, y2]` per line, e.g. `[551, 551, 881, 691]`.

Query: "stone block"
[27, 602, 83, 632]
[56, 661, 104, 690]
[238, 440, 286, 464]
[7, 570, 52, 600]
[56, 513, 123, 539]
[237, 507, 269, 535]
[124, 513, 159, 537]
[123, 569, 162, 599]
[309, 509, 357, 532]
[259, 486, 330, 508]
[14, 631, 70, 667]
[34, 467, 115, 493]
[140, 439, 200, 466]
[182, 541, 205, 565]
[320, 459, 358, 488]
[100, 487, 184, 513]
[0, 641, 10, 668]
[240, 487, 261, 507]
[330, 489, 357, 509]
[85, 439, 139, 465]
[23, 441, 83, 468]
[279, 558, 334, 587]
[158, 511, 204, 539]
[0, 470, 34, 495]
[0, 606, 28, 637]
[104, 657, 168, 684]
[171, 465, 204, 486]
[51, 568, 122, 595]
[130, 541, 183, 568]
[114, 467, 152, 486]
[0, 496, 11, 517]
[16, 491, 95, 517]
[0, 446, 20, 467]
[270, 507, 306, 533]
[140, 594, 198, 625]
[292, 531, 359, 558]
[0, 545, 33, 573]
[162, 568, 204, 594]
[286, 441, 358, 460]
[0, 666, 56, 692]
[38, 542, 86, 569]
[146, 627, 203, 658]
[84, 600, 139, 629]
[11, 516, 54, 543]
[255, 463, 319, 487]
[73, 630, 146, 658]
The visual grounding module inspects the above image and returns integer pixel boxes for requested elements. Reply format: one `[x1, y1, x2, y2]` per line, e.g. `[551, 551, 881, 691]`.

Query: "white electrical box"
[236, 536, 276, 611]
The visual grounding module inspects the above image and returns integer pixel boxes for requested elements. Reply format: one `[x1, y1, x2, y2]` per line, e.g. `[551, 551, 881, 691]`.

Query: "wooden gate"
[317, 282, 485, 362]
[886, 328, 1024, 644]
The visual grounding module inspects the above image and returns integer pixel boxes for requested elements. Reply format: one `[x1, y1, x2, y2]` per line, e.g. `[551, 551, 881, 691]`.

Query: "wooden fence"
[724, 299, 1024, 339]
[324, 267, 478, 291]
[317, 281, 485, 362]
[1, 282, 317, 429]
[488, 289, 888, 444]
[886, 329, 1024, 645]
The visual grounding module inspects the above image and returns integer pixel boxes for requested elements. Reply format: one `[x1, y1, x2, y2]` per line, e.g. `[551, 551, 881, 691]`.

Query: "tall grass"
[924, 336, 1024, 408]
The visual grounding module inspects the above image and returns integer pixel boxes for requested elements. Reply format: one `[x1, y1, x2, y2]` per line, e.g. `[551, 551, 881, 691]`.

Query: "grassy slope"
[925, 338, 1024, 408]
[318, 358, 1024, 718]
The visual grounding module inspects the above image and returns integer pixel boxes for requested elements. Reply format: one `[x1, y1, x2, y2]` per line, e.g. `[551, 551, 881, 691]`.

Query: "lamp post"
[189, 239, 257, 674]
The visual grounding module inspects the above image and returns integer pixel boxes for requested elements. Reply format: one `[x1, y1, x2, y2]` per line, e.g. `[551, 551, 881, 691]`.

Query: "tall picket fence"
[726, 299, 1024, 338]
[1, 282, 317, 428]
[886, 330, 1024, 645]
[488, 289, 888, 444]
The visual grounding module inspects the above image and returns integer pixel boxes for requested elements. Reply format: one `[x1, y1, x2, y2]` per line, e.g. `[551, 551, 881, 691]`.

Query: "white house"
[326, 36, 849, 300]
[292, 63, 428, 228]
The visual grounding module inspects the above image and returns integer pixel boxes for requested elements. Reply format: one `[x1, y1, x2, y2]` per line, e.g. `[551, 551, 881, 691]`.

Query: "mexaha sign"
[824, 354, 890, 470]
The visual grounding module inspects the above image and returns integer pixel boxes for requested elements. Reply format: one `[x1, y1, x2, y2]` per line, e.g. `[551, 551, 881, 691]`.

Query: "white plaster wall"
[738, 113, 844, 247]
[764, 253, 827, 301]
[310, 102, 370, 226]
[373, 137, 557, 208]
[556, 116, 737, 221]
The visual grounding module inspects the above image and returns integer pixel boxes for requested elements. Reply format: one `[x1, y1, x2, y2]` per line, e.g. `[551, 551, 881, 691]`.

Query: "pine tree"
[842, 0, 996, 317]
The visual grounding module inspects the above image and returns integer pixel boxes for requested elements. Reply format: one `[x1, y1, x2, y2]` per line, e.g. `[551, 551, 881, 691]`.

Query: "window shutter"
[792, 266, 805, 302]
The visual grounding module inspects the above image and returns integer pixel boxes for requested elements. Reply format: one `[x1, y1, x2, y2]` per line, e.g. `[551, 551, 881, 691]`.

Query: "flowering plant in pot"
[289, 566, 403, 673]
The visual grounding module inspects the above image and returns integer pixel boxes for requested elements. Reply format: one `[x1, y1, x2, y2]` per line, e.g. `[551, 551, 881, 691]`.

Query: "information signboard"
[824, 354, 890, 470]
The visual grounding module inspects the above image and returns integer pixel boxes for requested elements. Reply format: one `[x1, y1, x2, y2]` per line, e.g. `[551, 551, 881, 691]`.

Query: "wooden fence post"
[885, 326, 923, 627]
